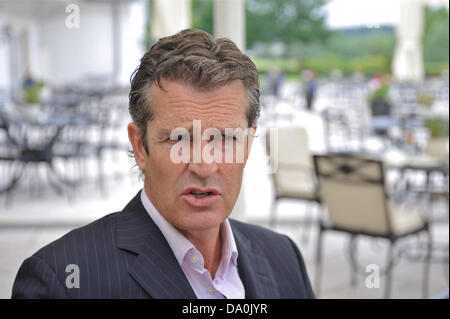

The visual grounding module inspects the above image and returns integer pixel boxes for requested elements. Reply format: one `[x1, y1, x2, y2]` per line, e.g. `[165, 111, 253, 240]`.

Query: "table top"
[382, 149, 448, 170]
[320, 149, 448, 172]
[5, 111, 93, 127]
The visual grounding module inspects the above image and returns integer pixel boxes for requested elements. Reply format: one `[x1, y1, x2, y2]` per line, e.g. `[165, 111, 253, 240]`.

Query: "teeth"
[190, 191, 211, 198]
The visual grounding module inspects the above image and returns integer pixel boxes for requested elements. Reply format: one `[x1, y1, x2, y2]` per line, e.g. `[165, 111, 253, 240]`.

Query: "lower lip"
[182, 193, 219, 208]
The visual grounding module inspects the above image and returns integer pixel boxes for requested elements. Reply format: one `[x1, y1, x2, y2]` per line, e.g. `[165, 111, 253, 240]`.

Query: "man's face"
[129, 79, 255, 235]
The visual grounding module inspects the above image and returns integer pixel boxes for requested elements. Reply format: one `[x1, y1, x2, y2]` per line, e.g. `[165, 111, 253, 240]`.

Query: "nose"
[188, 140, 219, 178]
[188, 161, 219, 179]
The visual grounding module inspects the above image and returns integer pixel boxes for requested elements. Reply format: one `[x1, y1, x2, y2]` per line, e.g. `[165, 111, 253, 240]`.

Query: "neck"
[179, 225, 223, 279]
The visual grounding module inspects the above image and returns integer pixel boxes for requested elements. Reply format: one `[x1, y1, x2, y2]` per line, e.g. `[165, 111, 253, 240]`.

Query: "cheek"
[146, 145, 180, 182]
[221, 164, 245, 194]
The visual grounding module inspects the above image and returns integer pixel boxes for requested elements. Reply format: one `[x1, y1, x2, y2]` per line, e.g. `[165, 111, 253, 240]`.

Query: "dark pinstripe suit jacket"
[11, 191, 314, 299]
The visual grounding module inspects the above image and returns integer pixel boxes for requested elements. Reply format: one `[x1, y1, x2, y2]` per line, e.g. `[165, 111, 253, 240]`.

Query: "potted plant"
[23, 80, 44, 105]
[367, 73, 392, 116]
[417, 91, 435, 108]
[424, 117, 449, 160]
[21, 70, 44, 120]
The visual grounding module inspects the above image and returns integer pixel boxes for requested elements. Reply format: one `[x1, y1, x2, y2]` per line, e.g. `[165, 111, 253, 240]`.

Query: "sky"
[326, 0, 449, 29]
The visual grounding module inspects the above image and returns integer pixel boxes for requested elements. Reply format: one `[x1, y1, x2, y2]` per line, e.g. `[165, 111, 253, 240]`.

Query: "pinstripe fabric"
[11, 191, 315, 299]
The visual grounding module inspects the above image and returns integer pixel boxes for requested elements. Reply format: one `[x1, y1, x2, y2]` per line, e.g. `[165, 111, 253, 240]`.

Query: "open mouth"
[182, 187, 220, 207]
[190, 191, 213, 198]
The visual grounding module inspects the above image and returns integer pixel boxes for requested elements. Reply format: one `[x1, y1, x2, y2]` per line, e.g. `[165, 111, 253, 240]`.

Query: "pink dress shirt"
[140, 190, 245, 299]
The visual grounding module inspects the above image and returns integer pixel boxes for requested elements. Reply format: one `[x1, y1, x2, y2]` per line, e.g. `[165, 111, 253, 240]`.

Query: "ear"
[128, 122, 147, 172]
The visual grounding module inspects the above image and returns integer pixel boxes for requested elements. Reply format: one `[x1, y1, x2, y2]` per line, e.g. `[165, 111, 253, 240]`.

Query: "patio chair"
[265, 126, 321, 243]
[0, 113, 21, 195]
[321, 108, 365, 153]
[53, 93, 129, 196]
[313, 153, 432, 298]
[92, 96, 130, 195]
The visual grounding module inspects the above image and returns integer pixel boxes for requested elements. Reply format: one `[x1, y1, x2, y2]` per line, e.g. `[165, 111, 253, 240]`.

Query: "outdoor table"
[382, 149, 448, 193]
[0, 108, 94, 200]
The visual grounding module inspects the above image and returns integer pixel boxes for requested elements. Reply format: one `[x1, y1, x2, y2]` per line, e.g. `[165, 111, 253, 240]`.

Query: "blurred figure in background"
[265, 67, 285, 97]
[302, 69, 317, 111]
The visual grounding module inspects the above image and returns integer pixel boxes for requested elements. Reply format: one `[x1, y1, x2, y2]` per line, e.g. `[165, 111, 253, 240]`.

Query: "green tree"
[192, 0, 213, 34]
[191, 0, 331, 50]
[326, 27, 395, 58]
[423, 6, 449, 63]
[246, 0, 331, 49]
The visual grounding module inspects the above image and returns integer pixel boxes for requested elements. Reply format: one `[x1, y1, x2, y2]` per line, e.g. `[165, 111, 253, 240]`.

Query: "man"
[302, 69, 317, 111]
[12, 29, 314, 299]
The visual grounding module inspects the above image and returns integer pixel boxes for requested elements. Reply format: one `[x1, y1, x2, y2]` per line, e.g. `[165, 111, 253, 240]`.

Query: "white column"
[112, 1, 122, 84]
[213, 0, 245, 51]
[27, 21, 40, 78]
[0, 17, 11, 105]
[392, 0, 425, 82]
[119, 0, 145, 84]
[8, 25, 27, 101]
[151, 0, 191, 40]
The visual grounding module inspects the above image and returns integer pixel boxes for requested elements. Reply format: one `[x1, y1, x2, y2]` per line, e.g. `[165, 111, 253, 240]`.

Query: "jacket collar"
[230, 220, 280, 299]
[116, 191, 196, 299]
[116, 191, 278, 299]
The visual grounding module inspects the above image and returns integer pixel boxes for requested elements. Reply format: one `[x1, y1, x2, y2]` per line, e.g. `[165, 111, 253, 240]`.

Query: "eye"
[169, 134, 183, 142]
[223, 134, 237, 141]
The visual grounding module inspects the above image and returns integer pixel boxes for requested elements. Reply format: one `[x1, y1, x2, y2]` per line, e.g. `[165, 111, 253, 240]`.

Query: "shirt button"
[207, 287, 215, 294]
[189, 254, 198, 265]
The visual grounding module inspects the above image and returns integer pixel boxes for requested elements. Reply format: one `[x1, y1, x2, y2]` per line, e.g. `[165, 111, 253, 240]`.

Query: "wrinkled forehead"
[149, 79, 249, 130]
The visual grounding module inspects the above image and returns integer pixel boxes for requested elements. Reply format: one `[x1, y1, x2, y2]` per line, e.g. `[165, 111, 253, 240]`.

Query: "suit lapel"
[231, 220, 280, 299]
[116, 191, 196, 299]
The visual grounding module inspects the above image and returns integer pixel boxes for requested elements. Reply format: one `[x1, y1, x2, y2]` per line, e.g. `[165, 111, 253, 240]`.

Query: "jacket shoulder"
[229, 218, 315, 298]
[11, 212, 123, 298]
[229, 218, 290, 243]
[33, 212, 120, 264]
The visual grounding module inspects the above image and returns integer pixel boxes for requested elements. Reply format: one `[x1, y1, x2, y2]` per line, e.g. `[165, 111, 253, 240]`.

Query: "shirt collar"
[216, 217, 239, 280]
[140, 189, 239, 269]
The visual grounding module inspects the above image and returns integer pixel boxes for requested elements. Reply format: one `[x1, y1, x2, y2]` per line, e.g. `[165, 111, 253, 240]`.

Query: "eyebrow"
[157, 126, 193, 136]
